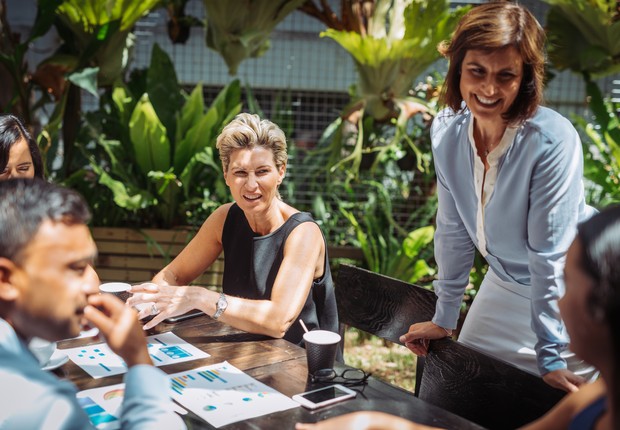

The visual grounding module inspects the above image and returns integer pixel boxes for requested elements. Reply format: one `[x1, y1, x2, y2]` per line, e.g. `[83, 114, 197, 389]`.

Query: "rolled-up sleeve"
[527, 131, 583, 375]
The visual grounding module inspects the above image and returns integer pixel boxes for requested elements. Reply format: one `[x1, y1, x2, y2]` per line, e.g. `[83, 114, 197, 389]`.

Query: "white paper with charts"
[76, 383, 187, 429]
[62, 332, 209, 378]
[169, 361, 299, 428]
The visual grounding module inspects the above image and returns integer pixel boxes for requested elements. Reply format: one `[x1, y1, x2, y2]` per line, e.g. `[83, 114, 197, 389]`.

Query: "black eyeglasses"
[310, 368, 371, 386]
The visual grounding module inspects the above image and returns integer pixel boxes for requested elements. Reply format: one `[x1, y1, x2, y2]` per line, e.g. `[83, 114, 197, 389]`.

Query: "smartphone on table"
[292, 384, 357, 410]
[164, 310, 205, 323]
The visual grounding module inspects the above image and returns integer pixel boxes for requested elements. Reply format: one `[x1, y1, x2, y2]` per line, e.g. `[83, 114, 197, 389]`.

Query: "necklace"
[478, 142, 494, 158]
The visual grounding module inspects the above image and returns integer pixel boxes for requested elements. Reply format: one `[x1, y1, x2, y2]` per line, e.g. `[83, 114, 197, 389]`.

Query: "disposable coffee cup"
[29, 337, 57, 367]
[99, 282, 132, 302]
[303, 330, 341, 375]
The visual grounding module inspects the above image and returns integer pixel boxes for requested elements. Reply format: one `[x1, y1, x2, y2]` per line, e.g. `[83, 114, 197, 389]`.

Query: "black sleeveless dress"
[221, 203, 339, 346]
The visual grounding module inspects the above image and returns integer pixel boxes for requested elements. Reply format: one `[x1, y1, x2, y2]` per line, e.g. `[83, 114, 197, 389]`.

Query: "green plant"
[0, 0, 163, 180]
[202, 0, 306, 75]
[545, 0, 620, 79]
[301, 1, 467, 177]
[339, 181, 435, 284]
[320, 0, 467, 121]
[572, 83, 620, 207]
[544, 0, 620, 207]
[75, 44, 242, 228]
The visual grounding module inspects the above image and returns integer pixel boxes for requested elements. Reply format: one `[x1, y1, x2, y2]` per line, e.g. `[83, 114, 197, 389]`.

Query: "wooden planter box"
[92, 227, 364, 288]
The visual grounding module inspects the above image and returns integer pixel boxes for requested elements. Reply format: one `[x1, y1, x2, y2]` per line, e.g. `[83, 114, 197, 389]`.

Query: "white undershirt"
[468, 119, 518, 256]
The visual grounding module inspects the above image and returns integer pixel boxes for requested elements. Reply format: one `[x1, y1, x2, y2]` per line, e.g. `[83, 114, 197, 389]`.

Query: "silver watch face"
[217, 296, 228, 310]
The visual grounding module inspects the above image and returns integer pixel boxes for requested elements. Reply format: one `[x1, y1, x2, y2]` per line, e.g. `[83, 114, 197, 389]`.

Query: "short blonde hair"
[216, 113, 288, 173]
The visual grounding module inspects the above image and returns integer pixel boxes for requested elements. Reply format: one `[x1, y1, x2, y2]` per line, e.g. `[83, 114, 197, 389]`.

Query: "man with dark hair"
[0, 179, 184, 429]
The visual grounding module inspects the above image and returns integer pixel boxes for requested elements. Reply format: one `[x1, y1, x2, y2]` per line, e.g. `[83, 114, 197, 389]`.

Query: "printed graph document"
[76, 383, 187, 429]
[63, 332, 209, 378]
[169, 361, 299, 427]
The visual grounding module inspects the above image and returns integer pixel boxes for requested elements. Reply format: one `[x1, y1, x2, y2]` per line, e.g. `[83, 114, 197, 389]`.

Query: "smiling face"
[0, 138, 35, 180]
[224, 147, 285, 213]
[459, 46, 523, 126]
[7, 220, 99, 341]
[560, 238, 611, 367]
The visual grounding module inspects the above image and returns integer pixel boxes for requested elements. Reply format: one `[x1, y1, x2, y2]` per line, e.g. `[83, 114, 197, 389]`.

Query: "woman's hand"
[127, 282, 201, 330]
[542, 369, 586, 393]
[296, 411, 436, 430]
[399, 321, 453, 356]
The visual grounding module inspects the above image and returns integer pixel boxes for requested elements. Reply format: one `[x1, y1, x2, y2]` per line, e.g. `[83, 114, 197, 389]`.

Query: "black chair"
[336, 264, 566, 429]
[335, 264, 436, 396]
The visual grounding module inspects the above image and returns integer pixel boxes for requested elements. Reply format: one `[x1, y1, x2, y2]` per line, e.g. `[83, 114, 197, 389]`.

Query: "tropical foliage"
[203, 0, 306, 75]
[572, 82, 620, 207]
[306, 0, 468, 177]
[544, 0, 620, 208]
[73, 44, 242, 228]
[0, 0, 161, 179]
[321, 0, 468, 120]
[545, 0, 620, 79]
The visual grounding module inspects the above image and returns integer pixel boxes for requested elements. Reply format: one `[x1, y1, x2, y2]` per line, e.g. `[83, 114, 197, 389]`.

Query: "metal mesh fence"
[75, 0, 619, 242]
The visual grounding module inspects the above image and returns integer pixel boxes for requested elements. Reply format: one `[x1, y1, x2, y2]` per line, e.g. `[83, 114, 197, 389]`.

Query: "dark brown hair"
[577, 205, 620, 427]
[439, 1, 545, 124]
[0, 114, 44, 179]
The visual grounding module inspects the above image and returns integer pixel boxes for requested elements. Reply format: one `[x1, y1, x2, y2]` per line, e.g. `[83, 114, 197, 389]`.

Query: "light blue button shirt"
[0, 318, 185, 429]
[430, 106, 594, 375]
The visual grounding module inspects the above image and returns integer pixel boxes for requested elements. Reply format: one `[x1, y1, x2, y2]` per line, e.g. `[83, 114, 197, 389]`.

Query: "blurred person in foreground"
[0, 113, 100, 356]
[0, 179, 184, 429]
[399, 1, 596, 392]
[298, 205, 620, 430]
[129, 113, 338, 347]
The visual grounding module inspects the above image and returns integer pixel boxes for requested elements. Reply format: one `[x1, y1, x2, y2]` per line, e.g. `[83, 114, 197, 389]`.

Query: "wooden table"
[57, 315, 485, 429]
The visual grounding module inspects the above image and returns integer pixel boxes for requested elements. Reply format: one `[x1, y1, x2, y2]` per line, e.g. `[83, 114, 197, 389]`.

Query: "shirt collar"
[0, 317, 34, 359]
[467, 116, 519, 165]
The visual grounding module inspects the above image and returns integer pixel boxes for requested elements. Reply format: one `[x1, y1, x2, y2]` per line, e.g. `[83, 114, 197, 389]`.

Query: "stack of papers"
[77, 361, 298, 428]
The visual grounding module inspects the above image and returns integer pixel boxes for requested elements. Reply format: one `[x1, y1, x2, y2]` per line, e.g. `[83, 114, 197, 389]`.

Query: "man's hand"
[399, 321, 452, 356]
[542, 368, 586, 393]
[84, 293, 151, 367]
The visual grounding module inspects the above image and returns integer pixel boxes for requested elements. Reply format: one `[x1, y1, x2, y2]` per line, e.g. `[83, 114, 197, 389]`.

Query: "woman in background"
[0, 114, 44, 180]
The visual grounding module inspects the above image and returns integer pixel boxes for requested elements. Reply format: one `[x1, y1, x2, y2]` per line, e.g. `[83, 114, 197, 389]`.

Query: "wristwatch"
[213, 292, 228, 319]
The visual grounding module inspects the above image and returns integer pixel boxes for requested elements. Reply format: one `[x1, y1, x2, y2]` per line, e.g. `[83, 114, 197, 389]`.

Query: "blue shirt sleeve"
[527, 129, 584, 375]
[432, 172, 477, 329]
[430, 116, 477, 330]
[121, 365, 186, 429]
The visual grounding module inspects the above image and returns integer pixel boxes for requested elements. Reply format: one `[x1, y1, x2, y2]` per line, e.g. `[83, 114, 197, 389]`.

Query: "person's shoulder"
[200, 202, 235, 234]
[285, 209, 322, 238]
[431, 107, 468, 145]
[432, 107, 465, 131]
[211, 202, 235, 221]
[521, 106, 578, 147]
[559, 379, 607, 422]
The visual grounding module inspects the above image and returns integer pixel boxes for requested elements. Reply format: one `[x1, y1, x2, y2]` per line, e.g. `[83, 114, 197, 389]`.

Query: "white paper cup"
[303, 330, 341, 375]
[29, 337, 57, 367]
[99, 282, 132, 302]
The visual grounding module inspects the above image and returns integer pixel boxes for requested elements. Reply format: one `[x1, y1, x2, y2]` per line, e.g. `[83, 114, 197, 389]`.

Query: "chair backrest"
[335, 264, 436, 395]
[335, 264, 436, 345]
[419, 338, 566, 429]
[336, 264, 566, 429]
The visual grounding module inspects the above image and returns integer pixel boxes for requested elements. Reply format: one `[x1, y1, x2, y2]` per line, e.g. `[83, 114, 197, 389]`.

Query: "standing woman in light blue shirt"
[399, 2, 596, 392]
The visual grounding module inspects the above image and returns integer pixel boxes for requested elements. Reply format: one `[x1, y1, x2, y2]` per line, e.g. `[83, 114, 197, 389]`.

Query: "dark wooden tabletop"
[56, 315, 485, 430]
